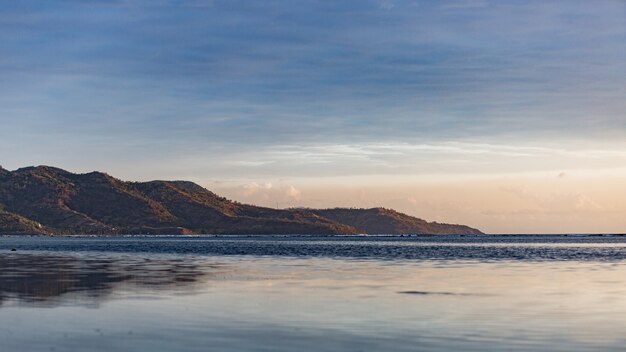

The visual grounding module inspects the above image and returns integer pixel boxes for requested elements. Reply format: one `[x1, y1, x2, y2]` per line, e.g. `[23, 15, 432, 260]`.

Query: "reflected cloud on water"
[1, 238, 626, 351]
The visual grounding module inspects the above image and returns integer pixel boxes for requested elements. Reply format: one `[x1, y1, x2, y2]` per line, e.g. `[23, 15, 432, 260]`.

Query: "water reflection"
[3, 235, 626, 261]
[1, 244, 626, 351]
[0, 253, 220, 307]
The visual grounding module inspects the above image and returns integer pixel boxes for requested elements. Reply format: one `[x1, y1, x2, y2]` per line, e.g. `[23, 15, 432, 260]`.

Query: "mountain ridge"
[0, 165, 483, 235]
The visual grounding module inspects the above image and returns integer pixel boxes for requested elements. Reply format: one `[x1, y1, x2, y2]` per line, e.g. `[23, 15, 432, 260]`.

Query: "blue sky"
[1, 1, 625, 232]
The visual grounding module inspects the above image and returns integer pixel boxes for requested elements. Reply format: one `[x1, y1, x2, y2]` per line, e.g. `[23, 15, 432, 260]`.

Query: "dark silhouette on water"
[0, 252, 219, 307]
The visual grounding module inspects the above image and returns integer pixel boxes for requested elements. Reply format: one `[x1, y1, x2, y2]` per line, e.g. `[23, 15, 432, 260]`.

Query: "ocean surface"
[1, 235, 625, 351]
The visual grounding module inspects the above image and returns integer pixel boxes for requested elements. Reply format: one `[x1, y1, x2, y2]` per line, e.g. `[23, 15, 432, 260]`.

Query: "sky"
[1, 0, 625, 233]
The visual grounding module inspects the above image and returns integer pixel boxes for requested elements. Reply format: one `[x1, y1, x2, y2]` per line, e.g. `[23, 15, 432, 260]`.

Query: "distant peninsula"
[0, 165, 483, 236]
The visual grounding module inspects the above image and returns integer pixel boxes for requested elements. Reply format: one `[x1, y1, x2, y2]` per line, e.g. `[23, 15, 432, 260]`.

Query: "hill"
[0, 166, 482, 235]
[311, 208, 483, 235]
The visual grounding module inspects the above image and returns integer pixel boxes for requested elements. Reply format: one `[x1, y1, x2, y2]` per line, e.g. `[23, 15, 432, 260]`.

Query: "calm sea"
[1, 235, 625, 351]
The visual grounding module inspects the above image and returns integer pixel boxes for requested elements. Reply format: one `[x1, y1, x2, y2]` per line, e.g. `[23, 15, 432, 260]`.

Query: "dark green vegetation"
[0, 166, 482, 235]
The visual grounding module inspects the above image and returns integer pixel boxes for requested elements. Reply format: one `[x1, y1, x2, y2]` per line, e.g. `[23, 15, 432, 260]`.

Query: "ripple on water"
[1, 236, 626, 352]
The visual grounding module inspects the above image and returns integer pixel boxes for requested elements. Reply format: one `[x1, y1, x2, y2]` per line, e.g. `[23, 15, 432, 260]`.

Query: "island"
[0, 165, 482, 236]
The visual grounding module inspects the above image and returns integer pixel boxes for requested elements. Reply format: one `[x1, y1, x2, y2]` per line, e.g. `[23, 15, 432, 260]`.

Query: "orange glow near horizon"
[208, 173, 626, 234]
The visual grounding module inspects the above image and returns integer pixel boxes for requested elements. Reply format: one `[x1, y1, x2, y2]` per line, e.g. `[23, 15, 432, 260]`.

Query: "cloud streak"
[1, 0, 624, 153]
[1, 1, 625, 232]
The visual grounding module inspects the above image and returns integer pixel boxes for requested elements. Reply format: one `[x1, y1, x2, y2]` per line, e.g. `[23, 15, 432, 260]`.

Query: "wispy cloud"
[441, 0, 489, 10]
[1, 0, 624, 157]
[378, 0, 395, 10]
[0, 1, 625, 216]
[196, 141, 626, 180]
[286, 185, 302, 200]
